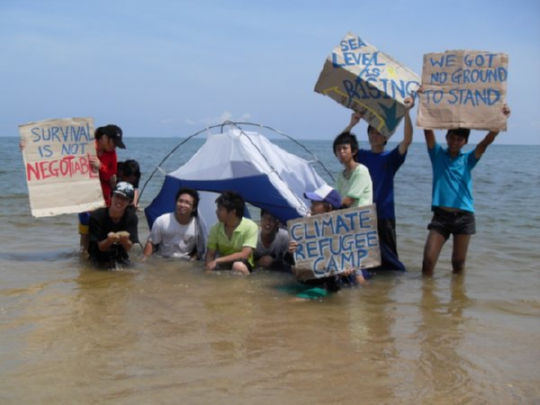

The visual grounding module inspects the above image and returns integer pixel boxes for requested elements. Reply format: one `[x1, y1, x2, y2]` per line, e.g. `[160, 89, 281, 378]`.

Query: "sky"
[1, 0, 539, 144]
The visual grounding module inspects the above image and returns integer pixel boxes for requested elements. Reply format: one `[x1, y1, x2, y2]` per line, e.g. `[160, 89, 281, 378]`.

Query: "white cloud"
[184, 112, 252, 127]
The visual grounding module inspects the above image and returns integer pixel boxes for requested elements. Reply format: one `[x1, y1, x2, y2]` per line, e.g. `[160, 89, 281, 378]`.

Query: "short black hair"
[447, 128, 471, 142]
[367, 125, 387, 145]
[118, 159, 141, 187]
[333, 131, 359, 155]
[95, 124, 122, 140]
[216, 191, 245, 218]
[175, 188, 200, 217]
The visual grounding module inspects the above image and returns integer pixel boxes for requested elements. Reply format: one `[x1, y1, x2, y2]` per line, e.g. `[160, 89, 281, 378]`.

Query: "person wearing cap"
[285, 185, 367, 300]
[88, 181, 139, 269]
[79, 124, 126, 252]
[90, 124, 126, 205]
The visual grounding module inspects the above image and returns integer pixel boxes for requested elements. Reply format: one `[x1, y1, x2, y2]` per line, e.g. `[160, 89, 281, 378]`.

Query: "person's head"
[215, 191, 245, 222]
[175, 188, 199, 218]
[95, 124, 125, 152]
[367, 125, 387, 148]
[333, 132, 359, 163]
[118, 159, 141, 187]
[110, 181, 134, 215]
[260, 209, 280, 236]
[445, 128, 470, 154]
[304, 184, 342, 215]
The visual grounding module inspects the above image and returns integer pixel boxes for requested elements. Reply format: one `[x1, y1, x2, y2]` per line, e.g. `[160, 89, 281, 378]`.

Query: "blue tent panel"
[144, 174, 303, 229]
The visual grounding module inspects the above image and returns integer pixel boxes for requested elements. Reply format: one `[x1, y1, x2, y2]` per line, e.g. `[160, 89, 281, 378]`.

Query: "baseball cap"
[304, 184, 342, 210]
[96, 124, 125, 149]
[112, 181, 134, 201]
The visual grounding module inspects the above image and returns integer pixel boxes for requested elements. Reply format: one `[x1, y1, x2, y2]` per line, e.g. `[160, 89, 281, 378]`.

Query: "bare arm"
[474, 105, 511, 159]
[341, 196, 356, 208]
[398, 96, 415, 155]
[98, 232, 120, 252]
[205, 247, 253, 271]
[343, 111, 364, 133]
[143, 241, 154, 258]
[424, 129, 436, 149]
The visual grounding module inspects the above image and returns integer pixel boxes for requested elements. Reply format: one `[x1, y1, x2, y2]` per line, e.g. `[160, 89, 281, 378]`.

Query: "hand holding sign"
[417, 50, 508, 131]
[19, 117, 104, 217]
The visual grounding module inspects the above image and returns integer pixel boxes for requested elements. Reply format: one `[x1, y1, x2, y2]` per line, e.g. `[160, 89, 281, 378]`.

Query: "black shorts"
[217, 259, 254, 273]
[427, 207, 476, 240]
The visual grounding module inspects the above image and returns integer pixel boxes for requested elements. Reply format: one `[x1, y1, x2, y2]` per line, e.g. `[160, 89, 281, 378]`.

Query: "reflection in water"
[416, 276, 474, 402]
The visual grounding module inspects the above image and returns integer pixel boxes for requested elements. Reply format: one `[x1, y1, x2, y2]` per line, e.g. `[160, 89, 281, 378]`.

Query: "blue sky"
[1, 0, 539, 144]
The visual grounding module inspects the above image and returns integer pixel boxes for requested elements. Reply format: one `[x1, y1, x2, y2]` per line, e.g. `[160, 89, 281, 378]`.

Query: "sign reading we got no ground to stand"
[19, 117, 104, 217]
[417, 50, 508, 131]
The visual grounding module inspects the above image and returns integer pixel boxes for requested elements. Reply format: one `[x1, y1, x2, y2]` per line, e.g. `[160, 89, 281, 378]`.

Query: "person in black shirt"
[88, 182, 139, 269]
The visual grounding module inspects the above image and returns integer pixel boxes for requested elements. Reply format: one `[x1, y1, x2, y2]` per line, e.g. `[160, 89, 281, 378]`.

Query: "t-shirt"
[356, 146, 406, 219]
[147, 213, 203, 259]
[254, 228, 289, 262]
[207, 217, 258, 266]
[88, 207, 139, 266]
[428, 142, 479, 213]
[336, 163, 373, 207]
[97, 147, 117, 206]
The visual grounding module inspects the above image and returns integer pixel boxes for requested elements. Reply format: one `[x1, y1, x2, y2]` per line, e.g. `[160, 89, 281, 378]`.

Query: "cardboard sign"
[287, 205, 380, 281]
[417, 50, 508, 131]
[314, 32, 420, 138]
[19, 117, 104, 217]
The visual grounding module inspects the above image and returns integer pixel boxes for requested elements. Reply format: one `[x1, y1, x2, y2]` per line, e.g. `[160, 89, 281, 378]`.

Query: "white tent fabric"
[145, 128, 329, 236]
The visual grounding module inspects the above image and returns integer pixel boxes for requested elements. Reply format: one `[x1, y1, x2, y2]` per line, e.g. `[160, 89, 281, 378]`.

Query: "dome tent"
[144, 123, 331, 238]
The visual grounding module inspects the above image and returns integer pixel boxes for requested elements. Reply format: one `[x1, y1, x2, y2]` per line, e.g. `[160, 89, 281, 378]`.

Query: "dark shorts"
[427, 207, 476, 240]
[217, 259, 253, 273]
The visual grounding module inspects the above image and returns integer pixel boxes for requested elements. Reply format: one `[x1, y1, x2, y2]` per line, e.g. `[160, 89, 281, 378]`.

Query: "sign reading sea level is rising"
[19, 117, 104, 217]
[314, 32, 420, 138]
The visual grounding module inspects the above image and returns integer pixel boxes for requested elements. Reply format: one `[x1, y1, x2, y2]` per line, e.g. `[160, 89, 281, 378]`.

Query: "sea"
[1, 132, 539, 404]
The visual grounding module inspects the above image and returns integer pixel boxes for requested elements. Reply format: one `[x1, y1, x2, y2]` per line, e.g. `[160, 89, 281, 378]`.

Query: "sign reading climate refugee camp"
[19, 117, 104, 217]
[287, 205, 380, 281]
[314, 32, 420, 138]
[417, 50, 508, 131]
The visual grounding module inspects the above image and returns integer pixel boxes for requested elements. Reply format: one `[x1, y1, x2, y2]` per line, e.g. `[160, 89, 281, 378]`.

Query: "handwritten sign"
[417, 50, 508, 131]
[287, 205, 380, 281]
[19, 117, 104, 217]
[314, 32, 420, 137]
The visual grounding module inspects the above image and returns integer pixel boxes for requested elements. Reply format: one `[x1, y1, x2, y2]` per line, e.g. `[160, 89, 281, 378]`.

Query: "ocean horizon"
[1, 134, 539, 403]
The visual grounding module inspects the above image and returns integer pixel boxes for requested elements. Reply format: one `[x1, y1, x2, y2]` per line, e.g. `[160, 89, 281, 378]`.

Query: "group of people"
[80, 95, 511, 298]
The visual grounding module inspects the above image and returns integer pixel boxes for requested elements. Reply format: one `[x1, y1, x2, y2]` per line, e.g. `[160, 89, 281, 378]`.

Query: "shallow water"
[1, 136, 539, 403]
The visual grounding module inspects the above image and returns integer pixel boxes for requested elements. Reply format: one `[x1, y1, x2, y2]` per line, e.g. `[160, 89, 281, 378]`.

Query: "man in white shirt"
[143, 188, 204, 260]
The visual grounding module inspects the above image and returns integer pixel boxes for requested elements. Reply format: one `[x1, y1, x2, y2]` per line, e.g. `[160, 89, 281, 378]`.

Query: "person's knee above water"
[205, 191, 258, 275]
[421, 104, 511, 277]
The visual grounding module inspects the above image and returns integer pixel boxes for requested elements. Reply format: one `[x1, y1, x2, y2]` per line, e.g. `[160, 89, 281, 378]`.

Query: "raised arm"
[398, 96, 415, 155]
[343, 111, 364, 133]
[424, 129, 436, 149]
[474, 104, 511, 159]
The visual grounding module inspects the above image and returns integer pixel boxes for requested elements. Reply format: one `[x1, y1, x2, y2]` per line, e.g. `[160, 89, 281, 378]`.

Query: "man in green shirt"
[205, 191, 258, 275]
